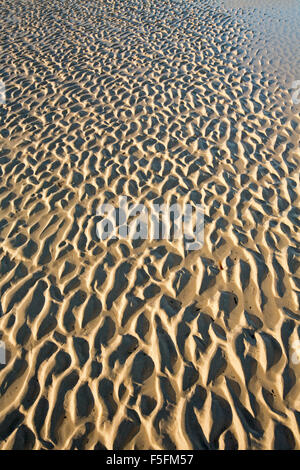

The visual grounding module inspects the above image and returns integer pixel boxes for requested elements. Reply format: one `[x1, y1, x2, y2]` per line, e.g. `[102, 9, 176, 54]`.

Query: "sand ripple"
[0, 0, 299, 450]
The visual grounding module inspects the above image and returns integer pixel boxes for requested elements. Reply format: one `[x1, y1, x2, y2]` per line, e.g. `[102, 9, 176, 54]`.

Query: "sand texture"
[0, 0, 300, 450]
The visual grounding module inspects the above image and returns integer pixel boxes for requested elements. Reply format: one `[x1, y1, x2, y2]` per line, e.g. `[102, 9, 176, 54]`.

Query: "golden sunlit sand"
[0, 0, 299, 450]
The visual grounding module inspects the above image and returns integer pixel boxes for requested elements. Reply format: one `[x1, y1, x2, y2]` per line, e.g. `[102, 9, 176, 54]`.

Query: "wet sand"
[0, 0, 299, 450]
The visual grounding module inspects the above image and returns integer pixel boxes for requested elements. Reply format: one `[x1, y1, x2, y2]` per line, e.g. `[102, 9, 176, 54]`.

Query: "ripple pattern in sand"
[0, 0, 300, 450]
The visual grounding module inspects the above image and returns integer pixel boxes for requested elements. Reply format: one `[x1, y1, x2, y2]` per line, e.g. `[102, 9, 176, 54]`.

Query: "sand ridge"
[0, 0, 299, 450]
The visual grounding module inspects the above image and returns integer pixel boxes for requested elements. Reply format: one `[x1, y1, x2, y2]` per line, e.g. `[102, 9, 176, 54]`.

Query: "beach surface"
[0, 0, 299, 450]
